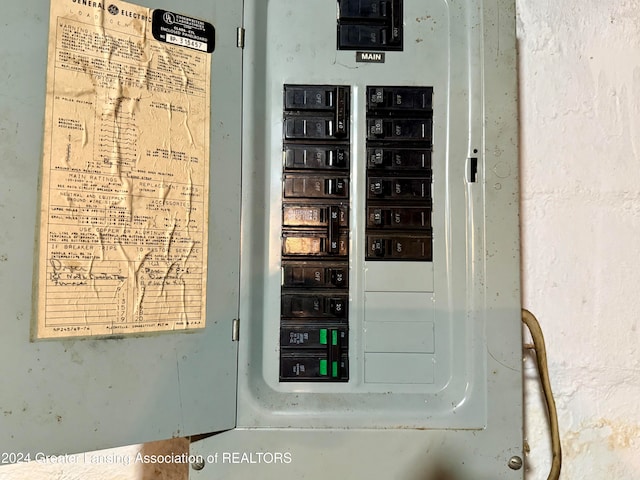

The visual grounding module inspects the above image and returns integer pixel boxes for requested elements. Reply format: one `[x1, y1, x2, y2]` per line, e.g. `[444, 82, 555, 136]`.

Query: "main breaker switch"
[339, 0, 390, 20]
[338, 25, 392, 50]
[337, 0, 402, 51]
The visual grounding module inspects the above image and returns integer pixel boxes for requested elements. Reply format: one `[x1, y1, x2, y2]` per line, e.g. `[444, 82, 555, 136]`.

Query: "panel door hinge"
[232, 318, 240, 341]
[236, 27, 245, 49]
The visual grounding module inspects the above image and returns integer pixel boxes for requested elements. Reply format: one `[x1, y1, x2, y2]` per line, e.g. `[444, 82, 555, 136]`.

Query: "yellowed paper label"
[36, 0, 211, 338]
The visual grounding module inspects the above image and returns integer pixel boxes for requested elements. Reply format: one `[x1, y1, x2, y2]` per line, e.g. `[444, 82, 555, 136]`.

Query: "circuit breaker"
[280, 84, 351, 381]
[0, 0, 523, 479]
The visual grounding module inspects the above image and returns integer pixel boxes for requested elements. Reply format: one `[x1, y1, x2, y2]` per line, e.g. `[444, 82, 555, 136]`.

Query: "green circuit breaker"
[0, 0, 523, 478]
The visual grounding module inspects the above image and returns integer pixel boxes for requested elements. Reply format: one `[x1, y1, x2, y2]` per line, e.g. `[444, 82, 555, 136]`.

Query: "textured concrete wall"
[518, 0, 640, 478]
[2, 1, 638, 479]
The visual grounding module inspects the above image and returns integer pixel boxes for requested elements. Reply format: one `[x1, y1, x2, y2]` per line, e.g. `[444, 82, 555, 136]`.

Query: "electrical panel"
[0, 0, 523, 479]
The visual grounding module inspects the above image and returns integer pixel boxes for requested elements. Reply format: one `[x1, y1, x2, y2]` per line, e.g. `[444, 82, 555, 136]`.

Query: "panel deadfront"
[194, 1, 524, 478]
[235, 0, 522, 437]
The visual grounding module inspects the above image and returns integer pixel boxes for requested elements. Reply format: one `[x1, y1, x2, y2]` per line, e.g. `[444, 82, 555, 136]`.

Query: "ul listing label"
[152, 9, 215, 53]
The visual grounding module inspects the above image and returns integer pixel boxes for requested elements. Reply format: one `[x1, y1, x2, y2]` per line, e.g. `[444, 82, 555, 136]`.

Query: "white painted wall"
[0, 440, 190, 480]
[2, 1, 638, 479]
[0, 444, 142, 480]
[518, 0, 640, 478]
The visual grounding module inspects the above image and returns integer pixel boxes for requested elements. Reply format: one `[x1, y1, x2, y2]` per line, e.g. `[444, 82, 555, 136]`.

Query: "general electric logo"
[107, 4, 119, 15]
[163, 12, 175, 24]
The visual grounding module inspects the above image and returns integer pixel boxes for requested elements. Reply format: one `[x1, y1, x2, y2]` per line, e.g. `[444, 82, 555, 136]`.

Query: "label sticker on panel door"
[35, 0, 212, 338]
[152, 9, 215, 52]
[356, 52, 386, 63]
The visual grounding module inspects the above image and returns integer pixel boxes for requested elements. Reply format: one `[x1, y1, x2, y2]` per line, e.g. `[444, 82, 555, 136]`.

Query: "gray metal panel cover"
[0, 0, 242, 454]
[192, 0, 523, 477]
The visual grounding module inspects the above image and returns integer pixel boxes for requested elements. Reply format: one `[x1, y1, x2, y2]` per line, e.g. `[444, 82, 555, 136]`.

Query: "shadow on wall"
[139, 438, 189, 480]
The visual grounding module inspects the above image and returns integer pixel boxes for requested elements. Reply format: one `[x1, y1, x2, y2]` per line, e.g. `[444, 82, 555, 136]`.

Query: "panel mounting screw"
[191, 459, 205, 471]
[508, 456, 523, 470]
